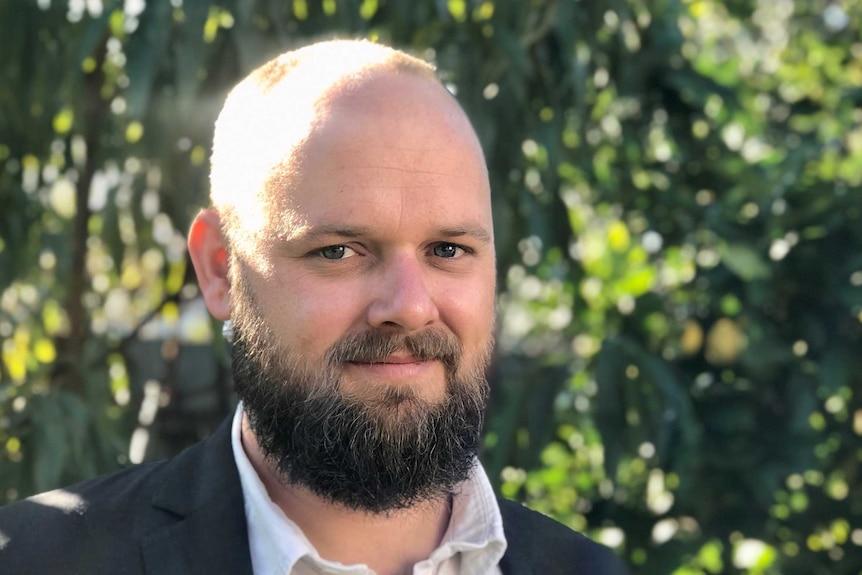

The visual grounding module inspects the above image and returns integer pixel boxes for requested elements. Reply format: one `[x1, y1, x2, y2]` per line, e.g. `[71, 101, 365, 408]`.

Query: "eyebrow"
[282, 224, 493, 245]
[436, 225, 493, 245]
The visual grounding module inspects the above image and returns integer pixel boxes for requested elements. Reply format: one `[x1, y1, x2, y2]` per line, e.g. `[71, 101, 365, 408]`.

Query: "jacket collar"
[141, 417, 253, 575]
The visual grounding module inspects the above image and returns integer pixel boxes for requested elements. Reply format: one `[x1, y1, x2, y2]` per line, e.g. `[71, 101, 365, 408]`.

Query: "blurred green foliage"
[2, 0, 862, 573]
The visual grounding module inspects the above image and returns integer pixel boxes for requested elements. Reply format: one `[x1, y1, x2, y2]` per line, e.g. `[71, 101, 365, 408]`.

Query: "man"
[0, 40, 628, 574]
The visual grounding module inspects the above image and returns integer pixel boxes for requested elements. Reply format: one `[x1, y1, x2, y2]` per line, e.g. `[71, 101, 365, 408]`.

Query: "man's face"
[228, 72, 497, 511]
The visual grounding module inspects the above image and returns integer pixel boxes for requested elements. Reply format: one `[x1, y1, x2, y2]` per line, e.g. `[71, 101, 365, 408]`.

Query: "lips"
[344, 354, 441, 382]
[350, 353, 425, 365]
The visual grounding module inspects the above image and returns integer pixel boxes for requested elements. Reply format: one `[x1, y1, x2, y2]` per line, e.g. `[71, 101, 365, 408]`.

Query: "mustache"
[325, 328, 461, 372]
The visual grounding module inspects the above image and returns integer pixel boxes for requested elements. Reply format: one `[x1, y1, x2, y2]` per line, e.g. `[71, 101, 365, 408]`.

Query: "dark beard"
[230, 299, 490, 514]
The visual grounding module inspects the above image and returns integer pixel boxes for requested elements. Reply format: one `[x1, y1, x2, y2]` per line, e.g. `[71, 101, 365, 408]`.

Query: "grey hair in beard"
[229, 273, 492, 513]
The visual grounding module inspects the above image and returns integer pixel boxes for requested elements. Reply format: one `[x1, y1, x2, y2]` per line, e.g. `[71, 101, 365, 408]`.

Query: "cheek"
[439, 276, 496, 341]
[271, 274, 369, 348]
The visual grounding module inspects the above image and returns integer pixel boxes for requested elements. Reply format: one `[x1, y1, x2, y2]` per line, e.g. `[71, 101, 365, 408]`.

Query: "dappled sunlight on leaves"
[3, 0, 862, 573]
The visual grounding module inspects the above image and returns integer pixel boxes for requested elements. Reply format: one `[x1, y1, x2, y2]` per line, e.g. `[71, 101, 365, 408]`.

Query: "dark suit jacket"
[0, 418, 628, 574]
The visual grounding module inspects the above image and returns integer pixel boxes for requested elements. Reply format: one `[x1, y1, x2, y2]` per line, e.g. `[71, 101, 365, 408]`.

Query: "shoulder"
[0, 460, 174, 575]
[0, 456, 171, 525]
[0, 418, 239, 575]
[497, 498, 630, 575]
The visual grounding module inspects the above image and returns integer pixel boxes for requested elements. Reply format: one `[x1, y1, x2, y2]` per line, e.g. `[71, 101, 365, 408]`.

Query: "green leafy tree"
[2, 1, 862, 573]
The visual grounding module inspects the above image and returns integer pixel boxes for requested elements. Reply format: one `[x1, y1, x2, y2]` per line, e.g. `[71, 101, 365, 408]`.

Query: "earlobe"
[188, 209, 231, 320]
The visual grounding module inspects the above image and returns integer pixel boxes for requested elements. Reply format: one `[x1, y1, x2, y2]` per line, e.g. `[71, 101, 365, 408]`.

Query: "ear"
[188, 209, 231, 321]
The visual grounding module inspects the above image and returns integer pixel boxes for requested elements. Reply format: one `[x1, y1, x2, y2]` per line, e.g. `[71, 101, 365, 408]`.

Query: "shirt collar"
[232, 404, 321, 574]
[231, 403, 506, 574]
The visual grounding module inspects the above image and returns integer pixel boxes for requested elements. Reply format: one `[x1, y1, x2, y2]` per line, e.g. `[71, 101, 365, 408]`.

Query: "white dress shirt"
[231, 404, 507, 575]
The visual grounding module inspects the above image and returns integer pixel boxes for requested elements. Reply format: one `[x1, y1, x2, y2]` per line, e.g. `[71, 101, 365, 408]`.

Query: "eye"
[317, 245, 357, 260]
[431, 243, 465, 258]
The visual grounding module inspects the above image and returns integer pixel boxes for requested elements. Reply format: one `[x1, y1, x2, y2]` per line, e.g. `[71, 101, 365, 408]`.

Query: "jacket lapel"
[141, 417, 253, 575]
[497, 498, 534, 575]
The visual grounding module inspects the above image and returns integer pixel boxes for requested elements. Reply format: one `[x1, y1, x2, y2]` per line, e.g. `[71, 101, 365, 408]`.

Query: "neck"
[241, 414, 452, 575]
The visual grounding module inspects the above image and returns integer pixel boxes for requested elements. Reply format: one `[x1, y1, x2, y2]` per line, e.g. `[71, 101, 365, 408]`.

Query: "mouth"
[349, 353, 427, 366]
[345, 354, 441, 381]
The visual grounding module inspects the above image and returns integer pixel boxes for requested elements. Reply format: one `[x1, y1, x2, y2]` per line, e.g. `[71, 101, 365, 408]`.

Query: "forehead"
[260, 72, 492, 240]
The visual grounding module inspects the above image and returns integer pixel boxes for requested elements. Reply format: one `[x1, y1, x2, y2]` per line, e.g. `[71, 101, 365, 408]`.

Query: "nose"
[366, 253, 440, 332]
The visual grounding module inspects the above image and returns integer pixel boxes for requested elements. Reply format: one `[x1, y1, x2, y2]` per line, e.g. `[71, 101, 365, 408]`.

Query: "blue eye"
[433, 243, 462, 258]
[320, 245, 348, 259]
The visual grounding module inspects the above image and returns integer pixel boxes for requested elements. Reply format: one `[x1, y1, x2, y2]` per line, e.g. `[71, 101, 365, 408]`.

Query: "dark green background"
[2, 1, 862, 573]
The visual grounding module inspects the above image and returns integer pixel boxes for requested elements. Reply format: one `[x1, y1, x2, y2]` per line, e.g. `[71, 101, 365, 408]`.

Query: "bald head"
[189, 45, 498, 501]
[209, 40, 477, 251]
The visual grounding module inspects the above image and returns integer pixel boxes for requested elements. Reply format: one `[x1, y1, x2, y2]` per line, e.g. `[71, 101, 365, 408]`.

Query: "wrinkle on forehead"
[262, 88, 479, 222]
[215, 61, 487, 267]
[210, 41, 441, 244]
